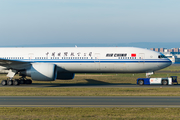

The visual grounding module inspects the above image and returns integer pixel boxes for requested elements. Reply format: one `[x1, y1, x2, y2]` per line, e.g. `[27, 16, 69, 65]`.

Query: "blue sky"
[0, 0, 179, 46]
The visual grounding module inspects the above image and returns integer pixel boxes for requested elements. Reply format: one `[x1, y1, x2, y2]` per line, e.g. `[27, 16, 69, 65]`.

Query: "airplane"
[0, 47, 172, 86]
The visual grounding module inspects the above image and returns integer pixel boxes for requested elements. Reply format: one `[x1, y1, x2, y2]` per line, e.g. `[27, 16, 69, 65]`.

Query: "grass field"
[1, 87, 180, 96]
[0, 107, 180, 120]
[159, 64, 180, 71]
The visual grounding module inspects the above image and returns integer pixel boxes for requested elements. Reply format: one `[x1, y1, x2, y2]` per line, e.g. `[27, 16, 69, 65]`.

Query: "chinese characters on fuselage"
[45, 52, 93, 57]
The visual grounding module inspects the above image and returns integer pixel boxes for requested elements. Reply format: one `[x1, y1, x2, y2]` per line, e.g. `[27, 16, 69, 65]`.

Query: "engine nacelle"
[21, 63, 57, 81]
[56, 72, 75, 80]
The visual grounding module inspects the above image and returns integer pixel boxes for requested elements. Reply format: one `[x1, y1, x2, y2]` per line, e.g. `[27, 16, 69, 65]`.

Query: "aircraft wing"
[0, 58, 31, 71]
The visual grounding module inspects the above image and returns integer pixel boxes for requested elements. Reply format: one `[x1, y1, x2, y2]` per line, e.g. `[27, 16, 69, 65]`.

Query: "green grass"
[1, 87, 180, 96]
[158, 65, 180, 72]
[0, 107, 180, 120]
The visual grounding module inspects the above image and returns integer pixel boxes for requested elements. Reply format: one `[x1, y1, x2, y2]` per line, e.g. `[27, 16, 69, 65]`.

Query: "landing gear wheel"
[7, 80, 13, 86]
[162, 80, 168, 85]
[138, 80, 144, 85]
[26, 79, 32, 84]
[29, 79, 32, 84]
[13, 80, 19, 86]
[1, 80, 7, 86]
[19, 80, 25, 84]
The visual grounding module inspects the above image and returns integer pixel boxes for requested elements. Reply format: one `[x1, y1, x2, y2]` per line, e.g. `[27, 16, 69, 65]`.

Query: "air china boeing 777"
[0, 47, 171, 86]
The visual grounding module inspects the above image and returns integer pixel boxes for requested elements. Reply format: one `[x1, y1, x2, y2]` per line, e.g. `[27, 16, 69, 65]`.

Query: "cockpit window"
[158, 55, 167, 58]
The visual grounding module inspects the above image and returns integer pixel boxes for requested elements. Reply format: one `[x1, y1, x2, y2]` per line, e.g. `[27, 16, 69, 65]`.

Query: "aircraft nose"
[168, 58, 172, 64]
[165, 58, 172, 67]
[157, 58, 172, 70]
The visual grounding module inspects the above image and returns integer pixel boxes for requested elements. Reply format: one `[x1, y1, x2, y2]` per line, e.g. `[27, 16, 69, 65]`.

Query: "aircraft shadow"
[31, 79, 135, 87]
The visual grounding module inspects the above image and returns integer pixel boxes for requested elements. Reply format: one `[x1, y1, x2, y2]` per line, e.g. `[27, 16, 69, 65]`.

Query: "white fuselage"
[0, 47, 172, 73]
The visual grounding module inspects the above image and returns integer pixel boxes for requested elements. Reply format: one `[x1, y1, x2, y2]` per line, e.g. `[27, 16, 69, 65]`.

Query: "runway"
[1, 96, 180, 107]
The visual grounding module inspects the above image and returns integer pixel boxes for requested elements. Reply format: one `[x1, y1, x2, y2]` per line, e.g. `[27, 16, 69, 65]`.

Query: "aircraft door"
[94, 53, 100, 61]
[94, 53, 100, 70]
[28, 53, 34, 60]
[139, 53, 145, 60]
[138, 53, 145, 70]
[139, 53, 145, 65]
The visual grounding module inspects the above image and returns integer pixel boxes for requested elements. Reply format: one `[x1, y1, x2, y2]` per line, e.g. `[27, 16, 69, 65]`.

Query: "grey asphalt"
[1, 96, 180, 107]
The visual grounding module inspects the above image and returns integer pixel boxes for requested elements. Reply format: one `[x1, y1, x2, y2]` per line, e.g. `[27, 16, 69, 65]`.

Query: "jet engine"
[20, 63, 57, 81]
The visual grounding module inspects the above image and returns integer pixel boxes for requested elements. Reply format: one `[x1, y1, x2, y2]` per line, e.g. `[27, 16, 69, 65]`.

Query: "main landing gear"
[1, 69, 32, 86]
[1, 77, 32, 86]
